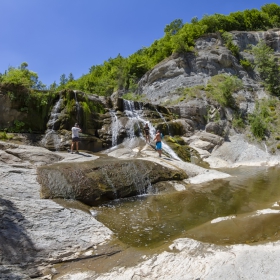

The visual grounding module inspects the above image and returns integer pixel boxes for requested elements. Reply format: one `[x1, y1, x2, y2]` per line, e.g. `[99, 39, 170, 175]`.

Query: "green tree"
[164, 19, 184, 35]
[261, 3, 280, 27]
[68, 73, 74, 82]
[36, 81, 47, 90]
[1, 62, 39, 88]
[60, 74, 68, 86]
[243, 9, 270, 30]
[49, 81, 58, 90]
[171, 23, 207, 52]
[251, 40, 280, 96]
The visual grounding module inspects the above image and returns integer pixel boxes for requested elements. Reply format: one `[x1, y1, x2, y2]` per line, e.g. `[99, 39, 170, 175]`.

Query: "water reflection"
[93, 166, 280, 248]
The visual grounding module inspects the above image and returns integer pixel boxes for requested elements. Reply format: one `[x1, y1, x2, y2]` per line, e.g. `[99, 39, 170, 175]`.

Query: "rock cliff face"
[136, 29, 280, 104]
[1, 30, 280, 155]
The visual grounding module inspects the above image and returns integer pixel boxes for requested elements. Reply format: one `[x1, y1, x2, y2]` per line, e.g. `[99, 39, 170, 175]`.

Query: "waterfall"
[41, 96, 63, 150]
[109, 110, 121, 147]
[121, 161, 154, 195]
[154, 106, 170, 135]
[123, 100, 143, 139]
[74, 90, 81, 123]
[123, 99, 182, 161]
[263, 142, 268, 154]
[102, 168, 117, 197]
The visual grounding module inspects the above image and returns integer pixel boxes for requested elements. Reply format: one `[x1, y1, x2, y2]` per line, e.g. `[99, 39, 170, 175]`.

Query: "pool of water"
[92, 166, 280, 248]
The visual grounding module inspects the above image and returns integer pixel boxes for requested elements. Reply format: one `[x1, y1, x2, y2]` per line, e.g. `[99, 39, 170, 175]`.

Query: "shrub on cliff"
[1, 62, 46, 90]
[251, 41, 280, 96]
[206, 74, 243, 108]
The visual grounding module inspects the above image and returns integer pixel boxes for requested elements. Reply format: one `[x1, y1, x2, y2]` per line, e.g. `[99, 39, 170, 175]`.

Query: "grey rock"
[205, 120, 228, 136]
[0, 141, 112, 278]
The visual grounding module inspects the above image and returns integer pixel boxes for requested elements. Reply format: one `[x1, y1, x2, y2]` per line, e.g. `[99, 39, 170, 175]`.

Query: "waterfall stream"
[123, 100, 182, 161]
[41, 96, 63, 150]
[154, 106, 170, 135]
[109, 110, 121, 147]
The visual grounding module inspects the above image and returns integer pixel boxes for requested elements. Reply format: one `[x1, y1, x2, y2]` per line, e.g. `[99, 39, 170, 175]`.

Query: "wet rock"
[38, 157, 188, 206]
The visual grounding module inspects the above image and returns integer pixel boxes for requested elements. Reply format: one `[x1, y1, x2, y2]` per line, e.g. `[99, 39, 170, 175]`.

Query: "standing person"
[143, 123, 150, 143]
[153, 130, 162, 157]
[70, 123, 81, 154]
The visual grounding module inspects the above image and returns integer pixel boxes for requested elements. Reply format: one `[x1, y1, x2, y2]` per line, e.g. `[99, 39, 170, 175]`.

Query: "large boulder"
[169, 100, 209, 128]
[38, 157, 187, 206]
[205, 120, 228, 136]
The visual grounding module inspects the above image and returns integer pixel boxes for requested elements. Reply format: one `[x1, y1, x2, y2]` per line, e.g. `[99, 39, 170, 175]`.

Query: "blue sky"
[0, 0, 278, 86]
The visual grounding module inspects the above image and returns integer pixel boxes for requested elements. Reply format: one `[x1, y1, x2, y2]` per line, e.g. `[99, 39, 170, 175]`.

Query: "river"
[93, 166, 280, 247]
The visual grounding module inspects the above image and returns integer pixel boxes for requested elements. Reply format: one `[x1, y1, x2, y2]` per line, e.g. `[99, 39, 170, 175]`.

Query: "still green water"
[93, 166, 280, 248]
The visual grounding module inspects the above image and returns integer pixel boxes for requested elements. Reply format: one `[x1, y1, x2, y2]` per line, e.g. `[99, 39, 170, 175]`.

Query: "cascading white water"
[121, 160, 155, 195]
[109, 110, 121, 147]
[102, 168, 117, 197]
[263, 142, 268, 154]
[41, 97, 63, 150]
[123, 99, 182, 161]
[154, 106, 170, 135]
[123, 100, 143, 140]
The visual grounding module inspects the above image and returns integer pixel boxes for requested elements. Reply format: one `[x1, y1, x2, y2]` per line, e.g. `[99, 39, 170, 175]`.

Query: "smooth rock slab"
[38, 157, 187, 206]
[90, 238, 280, 280]
[0, 142, 112, 278]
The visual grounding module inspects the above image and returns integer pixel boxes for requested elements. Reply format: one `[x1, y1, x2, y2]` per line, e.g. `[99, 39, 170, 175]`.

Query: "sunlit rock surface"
[205, 134, 280, 168]
[89, 238, 280, 280]
[0, 141, 112, 278]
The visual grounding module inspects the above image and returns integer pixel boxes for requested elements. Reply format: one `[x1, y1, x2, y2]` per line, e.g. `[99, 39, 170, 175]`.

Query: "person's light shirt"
[72, 127, 80, 138]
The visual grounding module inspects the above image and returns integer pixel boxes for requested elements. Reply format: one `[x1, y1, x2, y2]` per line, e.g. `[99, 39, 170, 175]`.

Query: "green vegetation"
[1, 5, 280, 97]
[248, 99, 274, 139]
[162, 85, 205, 106]
[221, 32, 239, 57]
[205, 74, 243, 108]
[36, 3, 279, 96]
[232, 113, 245, 129]
[122, 92, 144, 102]
[162, 74, 243, 108]
[240, 59, 253, 70]
[0, 83, 58, 132]
[251, 40, 280, 96]
[0, 132, 14, 140]
[1, 62, 46, 89]
[164, 136, 191, 162]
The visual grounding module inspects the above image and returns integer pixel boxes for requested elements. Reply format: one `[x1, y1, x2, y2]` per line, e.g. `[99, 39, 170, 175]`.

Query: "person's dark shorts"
[72, 137, 79, 142]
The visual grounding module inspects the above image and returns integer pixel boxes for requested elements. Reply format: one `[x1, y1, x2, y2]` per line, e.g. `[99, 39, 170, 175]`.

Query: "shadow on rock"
[0, 197, 39, 278]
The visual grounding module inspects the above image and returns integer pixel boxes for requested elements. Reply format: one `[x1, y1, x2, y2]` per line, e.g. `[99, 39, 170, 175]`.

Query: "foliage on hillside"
[0, 62, 46, 90]
[55, 3, 280, 96]
[0, 4, 280, 97]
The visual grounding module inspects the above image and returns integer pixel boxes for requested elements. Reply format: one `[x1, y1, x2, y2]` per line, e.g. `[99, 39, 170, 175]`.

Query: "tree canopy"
[1, 62, 46, 89]
[1, 4, 280, 96]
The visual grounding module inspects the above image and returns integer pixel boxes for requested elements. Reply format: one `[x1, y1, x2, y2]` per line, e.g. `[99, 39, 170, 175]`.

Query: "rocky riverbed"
[1, 133, 280, 279]
[0, 141, 112, 279]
